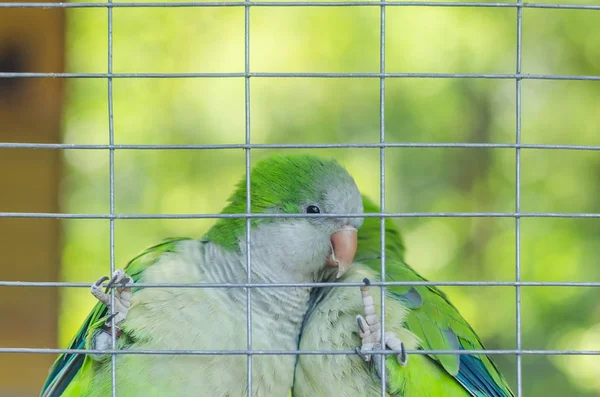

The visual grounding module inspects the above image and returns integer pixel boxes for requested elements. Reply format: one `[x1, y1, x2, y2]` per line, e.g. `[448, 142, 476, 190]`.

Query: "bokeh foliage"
[59, 3, 600, 396]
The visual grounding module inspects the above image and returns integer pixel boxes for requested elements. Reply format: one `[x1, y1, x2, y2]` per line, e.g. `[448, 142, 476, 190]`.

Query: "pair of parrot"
[40, 155, 514, 397]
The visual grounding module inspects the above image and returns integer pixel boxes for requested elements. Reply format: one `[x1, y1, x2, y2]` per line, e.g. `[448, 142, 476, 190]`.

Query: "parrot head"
[206, 155, 364, 280]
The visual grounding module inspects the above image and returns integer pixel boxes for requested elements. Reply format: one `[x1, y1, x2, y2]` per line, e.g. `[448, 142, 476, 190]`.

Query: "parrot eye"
[306, 205, 321, 214]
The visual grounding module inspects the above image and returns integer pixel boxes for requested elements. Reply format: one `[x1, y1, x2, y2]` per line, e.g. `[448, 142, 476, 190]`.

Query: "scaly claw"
[106, 271, 129, 290]
[356, 278, 408, 371]
[91, 269, 132, 332]
[94, 276, 109, 288]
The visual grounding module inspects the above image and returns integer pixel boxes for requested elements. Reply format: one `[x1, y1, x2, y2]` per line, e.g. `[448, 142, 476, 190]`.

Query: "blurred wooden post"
[0, 2, 65, 396]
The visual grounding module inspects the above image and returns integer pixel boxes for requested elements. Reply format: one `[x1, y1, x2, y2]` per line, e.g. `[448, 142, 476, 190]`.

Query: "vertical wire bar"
[515, 1, 523, 396]
[107, 0, 116, 396]
[379, 2, 387, 396]
[244, 1, 253, 395]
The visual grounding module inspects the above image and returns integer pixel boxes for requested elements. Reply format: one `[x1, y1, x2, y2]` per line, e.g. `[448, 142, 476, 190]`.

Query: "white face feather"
[239, 176, 364, 282]
[243, 220, 333, 282]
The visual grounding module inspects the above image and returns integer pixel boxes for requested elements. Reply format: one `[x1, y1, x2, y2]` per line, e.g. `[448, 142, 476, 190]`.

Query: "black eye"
[306, 205, 321, 214]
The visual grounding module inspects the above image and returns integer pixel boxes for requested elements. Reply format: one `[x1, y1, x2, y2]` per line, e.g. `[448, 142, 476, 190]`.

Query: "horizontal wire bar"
[1, 347, 598, 356]
[1, 211, 600, 219]
[1, 280, 600, 288]
[0, 1, 599, 9]
[2, 142, 600, 151]
[0, 72, 599, 80]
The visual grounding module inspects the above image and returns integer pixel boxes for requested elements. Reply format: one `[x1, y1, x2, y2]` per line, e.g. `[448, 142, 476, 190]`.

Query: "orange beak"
[325, 226, 358, 279]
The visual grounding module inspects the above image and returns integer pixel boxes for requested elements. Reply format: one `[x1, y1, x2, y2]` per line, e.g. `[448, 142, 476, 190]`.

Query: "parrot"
[40, 155, 365, 397]
[293, 195, 515, 397]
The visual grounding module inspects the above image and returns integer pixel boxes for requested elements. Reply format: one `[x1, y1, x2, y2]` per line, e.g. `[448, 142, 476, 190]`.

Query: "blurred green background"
[6, 1, 600, 396]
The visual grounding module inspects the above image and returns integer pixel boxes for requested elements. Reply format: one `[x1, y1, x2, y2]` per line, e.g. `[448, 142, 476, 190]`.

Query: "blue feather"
[456, 345, 511, 397]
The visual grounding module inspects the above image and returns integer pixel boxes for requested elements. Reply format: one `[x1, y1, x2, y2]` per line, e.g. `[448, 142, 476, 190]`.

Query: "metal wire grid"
[244, 0, 252, 392]
[515, 1, 523, 394]
[379, 2, 387, 397]
[1, 2, 599, 397]
[107, 0, 117, 393]
[0, 1, 600, 9]
[379, 1, 387, 394]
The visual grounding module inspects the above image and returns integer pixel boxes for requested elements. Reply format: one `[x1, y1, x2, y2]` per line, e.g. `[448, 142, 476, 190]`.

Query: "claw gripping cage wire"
[1, 1, 600, 397]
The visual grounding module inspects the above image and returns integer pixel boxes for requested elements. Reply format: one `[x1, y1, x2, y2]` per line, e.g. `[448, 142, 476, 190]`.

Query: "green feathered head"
[206, 155, 364, 278]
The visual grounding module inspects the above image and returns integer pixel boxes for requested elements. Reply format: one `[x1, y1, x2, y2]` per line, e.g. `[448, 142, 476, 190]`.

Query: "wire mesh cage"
[1, 1, 600, 397]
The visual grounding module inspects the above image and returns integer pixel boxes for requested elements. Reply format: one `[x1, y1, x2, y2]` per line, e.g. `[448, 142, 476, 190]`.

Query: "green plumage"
[357, 197, 514, 396]
[293, 196, 514, 397]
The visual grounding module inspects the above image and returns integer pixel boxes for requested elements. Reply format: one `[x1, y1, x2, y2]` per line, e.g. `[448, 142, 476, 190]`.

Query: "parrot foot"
[90, 269, 132, 336]
[356, 278, 408, 378]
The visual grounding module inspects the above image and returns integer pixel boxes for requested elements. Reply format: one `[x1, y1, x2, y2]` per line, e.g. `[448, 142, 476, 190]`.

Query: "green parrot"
[41, 155, 364, 397]
[293, 196, 514, 397]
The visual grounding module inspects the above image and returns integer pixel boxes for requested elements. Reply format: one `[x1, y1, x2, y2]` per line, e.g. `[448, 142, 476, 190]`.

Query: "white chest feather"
[293, 266, 420, 397]
[89, 239, 312, 397]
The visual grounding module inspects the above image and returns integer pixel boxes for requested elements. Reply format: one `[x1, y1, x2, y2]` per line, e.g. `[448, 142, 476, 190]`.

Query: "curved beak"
[325, 226, 358, 279]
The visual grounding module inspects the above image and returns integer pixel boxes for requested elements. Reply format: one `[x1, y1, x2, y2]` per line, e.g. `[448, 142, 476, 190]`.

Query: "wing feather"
[40, 238, 191, 397]
[359, 196, 514, 397]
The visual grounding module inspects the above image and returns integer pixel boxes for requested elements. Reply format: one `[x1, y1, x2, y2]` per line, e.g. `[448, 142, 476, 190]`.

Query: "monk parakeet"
[41, 155, 364, 397]
[294, 196, 514, 397]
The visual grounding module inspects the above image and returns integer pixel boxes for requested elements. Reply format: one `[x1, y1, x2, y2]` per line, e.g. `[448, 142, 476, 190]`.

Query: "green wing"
[358, 197, 514, 397]
[40, 237, 192, 397]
